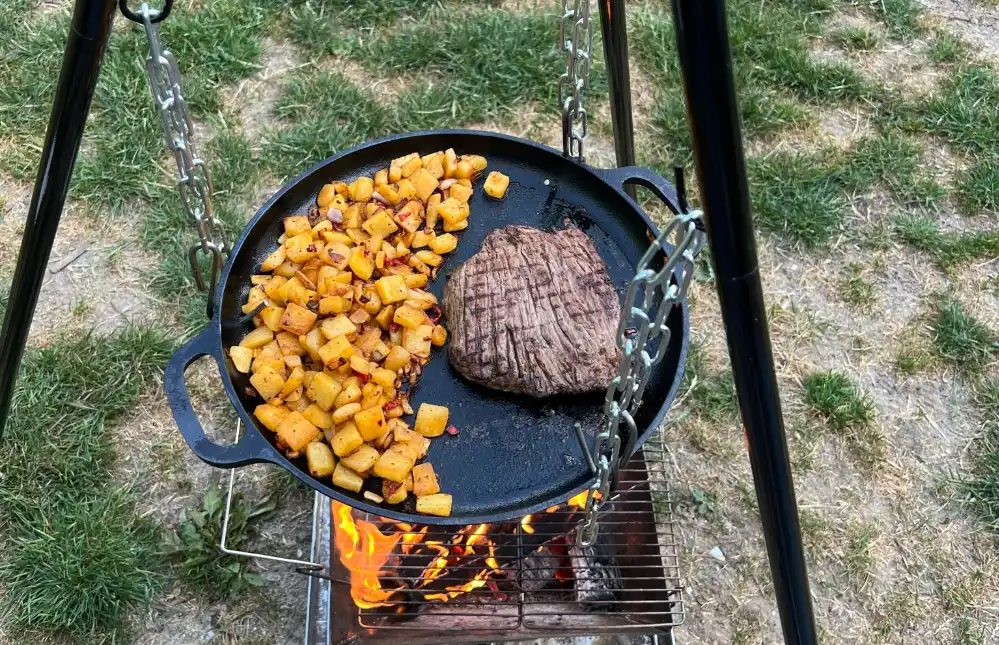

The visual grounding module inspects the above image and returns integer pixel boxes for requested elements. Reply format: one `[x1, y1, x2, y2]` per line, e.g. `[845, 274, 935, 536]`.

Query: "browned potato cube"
[254, 403, 290, 432]
[331, 421, 364, 457]
[307, 372, 342, 411]
[240, 326, 274, 349]
[426, 193, 442, 229]
[332, 463, 365, 493]
[484, 171, 510, 199]
[416, 494, 452, 517]
[354, 405, 388, 442]
[317, 183, 337, 208]
[306, 441, 336, 477]
[430, 325, 447, 347]
[284, 215, 311, 237]
[402, 324, 433, 358]
[276, 411, 320, 452]
[331, 402, 361, 426]
[412, 463, 441, 496]
[393, 305, 428, 330]
[250, 366, 285, 401]
[383, 345, 411, 372]
[340, 444, 380, 473]
[229, 346, 253, 373]
[400, 155, 422, 178]
[373, 445, 415, 483]
[428, 233, 457, 254]
[383, 479, 408, 504]
[259, 306, 285, 332]
[349, 176, 374, 202]
[285, 232, 319, 263]
[280, 365, 305, 397]
[279, 302, 318, 336]
[411, 168, 439, 202]
[276, 331, 307, 356]
[443, 148, 458, 179]
[261, 245, 286, 272]
[415, 403, 449, 437]
[449, 182, 473, 203]
[302, 403, 334, 430]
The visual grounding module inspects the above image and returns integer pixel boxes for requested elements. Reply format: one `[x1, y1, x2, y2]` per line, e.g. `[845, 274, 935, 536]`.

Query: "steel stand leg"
[0, 0, 117, 440]
[598, 0, 637, 199]
[669, 1, 819, 644]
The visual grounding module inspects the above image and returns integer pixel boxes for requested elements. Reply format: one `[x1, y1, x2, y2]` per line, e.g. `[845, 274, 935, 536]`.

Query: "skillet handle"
[597, 165, 683, 216]
[165, 327, 269, 468]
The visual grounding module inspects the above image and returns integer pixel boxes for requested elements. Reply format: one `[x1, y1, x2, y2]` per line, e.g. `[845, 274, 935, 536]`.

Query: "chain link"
[559, 0, 592, 162]
[138, 3, 228, 315]
[578, 211, 706, 546]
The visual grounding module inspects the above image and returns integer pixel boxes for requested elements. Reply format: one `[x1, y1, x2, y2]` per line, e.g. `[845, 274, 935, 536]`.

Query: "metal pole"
[597, 0, 636, 200]
[0, 0, 118, 440]
[669, 2, 819, 644]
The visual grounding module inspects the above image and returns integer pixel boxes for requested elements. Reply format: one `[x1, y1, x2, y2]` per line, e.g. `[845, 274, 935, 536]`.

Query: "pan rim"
[205, 128, 690, 525]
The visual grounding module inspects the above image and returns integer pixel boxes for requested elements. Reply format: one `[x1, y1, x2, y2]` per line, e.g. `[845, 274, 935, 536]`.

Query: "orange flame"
[333, 502, 403, 609]
[520, 514, 535, 534]
[568, 489, 602, 509]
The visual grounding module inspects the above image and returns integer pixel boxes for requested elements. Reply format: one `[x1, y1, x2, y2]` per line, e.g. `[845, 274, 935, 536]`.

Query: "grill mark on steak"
[444, 225, 622, 397]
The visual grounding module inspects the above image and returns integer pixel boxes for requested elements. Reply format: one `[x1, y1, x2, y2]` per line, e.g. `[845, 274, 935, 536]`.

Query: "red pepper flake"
[355, 370, 370, 382]
[384, 398, 401, 410]
[398, 211, 410, 220]
[390, 322, 402, 333]
[385, 257, 401, 267]
[446, 425, 459, 436]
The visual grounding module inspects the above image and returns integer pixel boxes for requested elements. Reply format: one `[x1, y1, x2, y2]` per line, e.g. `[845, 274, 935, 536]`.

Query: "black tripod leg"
[598, 0, 637, 199]
[0, 0, 118, 440]
[670, 1, 819, 644]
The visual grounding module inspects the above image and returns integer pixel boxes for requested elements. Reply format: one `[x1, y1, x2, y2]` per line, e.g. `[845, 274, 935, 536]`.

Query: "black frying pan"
[164, 130, 690, 526]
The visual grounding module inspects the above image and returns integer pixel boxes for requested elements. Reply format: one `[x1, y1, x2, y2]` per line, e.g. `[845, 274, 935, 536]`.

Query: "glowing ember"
[333, 502, 403, 609]
[520, 514, 535, 534]
[568, 489, 602, 509]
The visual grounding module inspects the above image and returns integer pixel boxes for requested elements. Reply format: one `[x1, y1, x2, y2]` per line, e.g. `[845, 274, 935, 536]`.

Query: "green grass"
[931, 297, 997, 374]
[927, 32, 971, 64]
[869, 0, 924, 39]
[0, 329, 174, 638]
[841, 262, 877, 307]
[684, 344, 739, 423]
[894, 214, 999, 269]
[803, 371, 876, 430]
[964, 377, 999, 531]
[957, 155, 999, 215]
[844, 523, 877, 580]
[834, 26, 880, 51]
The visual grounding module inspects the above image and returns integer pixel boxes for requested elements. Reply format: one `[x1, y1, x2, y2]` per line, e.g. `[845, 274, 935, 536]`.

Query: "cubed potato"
[374, 275, 408, 304]
[411, 230, 434, 249]
[404, 273, 428, 289]
[375, 304, 396, 330]
[348, 246, 375, 281]
[258, 306, 284, 332]
[424, 153, 444, 180]
[416, 493, 452, 517]
[349, 354, 371, 375]
[250, 367, 286, 400]
[284, 355, 303, 370]
[383, 345, 412, 372]
[256, 343, 282, 362]
[280, 366, 305, 397]
[341, 203, 361, 229]
[431, 325, 447, 347]
[409, 434, 431, 460]
[383, 479, 408, 504]
[395, 201, 424, 233]
[273, 260, 302, 278]
[415, 403, 449, 437]
[370, 367, 397, 389]
[332, 463, 365, 493]
[334, 383, 362, 409]
[374, 168, 389, 187]
[403, 324, 434, 358]
[260, 245, 287, 272]
[427, 233, 457, 254]
[425, 193, 442, 230]
[414, 250, 442, 267]
[276, 331, 306, 357]
[279, 303, 317, 336]
[443, 218, 469, 233]
[306, 441, 336, 477]
[373, 445, 415, 483]
[307, 372, 342, 411]
[464, 154, 488, 172]
[319, 296, 347, 315]
[317, 183, 337, 208]
[449, 183, 473, 204]
[285, 233, 319, 263]
[253, 356, 284, 375]
[322, 242, 351, 271]
[443, 148, 458, 179]
[331, 421, 364, 456]
[302, 403, 334, 430]
[392, 420, 417, 443]
[362, 290, 383, 315]
[240, 326, 274, 349]
[341, 445, 380, 473]
[349, 176, 374, 202]
[301, 327, 323, 363]
[437, 198, 469, 227]
[284, 215, 311, 236]
[321, 314, 357, 340]
[411, 168, 439, 202]
[353, 405, 387, 442]
[242, 286, 268, 314]
[400, 155, 422, 178]
[412, 463, 441, 496]
[263, 276, 288, 305]
[393, 304, 428, 330]
[229, 346, 253, 373]
[276, 411, 320, 452]
[484, 171, 510, 199]
[362, 210, 399, 238]
[254, 403, 290, 432]
[379, 182, 401, 205]
[331, 402, 361, 426]
[454, 160, 474, 180]
[318, 335, 353, 367]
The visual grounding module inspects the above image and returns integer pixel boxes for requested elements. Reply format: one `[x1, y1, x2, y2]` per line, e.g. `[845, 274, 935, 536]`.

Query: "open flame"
[333, 502, 403, 608]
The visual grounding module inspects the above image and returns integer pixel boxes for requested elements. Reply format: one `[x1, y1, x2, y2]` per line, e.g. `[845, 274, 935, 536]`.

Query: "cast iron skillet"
[164, 129, 690, 526]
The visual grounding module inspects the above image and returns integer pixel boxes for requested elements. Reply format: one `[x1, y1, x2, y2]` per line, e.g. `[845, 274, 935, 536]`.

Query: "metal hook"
[119, 0, 172, 23]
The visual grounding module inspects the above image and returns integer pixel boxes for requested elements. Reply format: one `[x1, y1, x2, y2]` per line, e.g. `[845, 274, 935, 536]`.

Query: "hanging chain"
[559, 0, 592, 162]
[578, 210, 706, 547]
[134, 2, 228, 317]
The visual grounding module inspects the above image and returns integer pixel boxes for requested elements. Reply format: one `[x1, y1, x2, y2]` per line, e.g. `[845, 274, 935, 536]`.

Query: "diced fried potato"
[254, 403, 290, 432]
[484, 171, 510, 199]
[373, 445, 415, 483]
[379, 182, 401, 205]
[348, 246, 375, 281]
[404, 273, 428, 289]
[318, 335, 353, 367]
[431, 325, 447, 347]
[426, 193, 442, 230]
[259, 306, 285, 332]
[306, 441, 336, 477]
[443, 218, 469, 233]
[321, 314, 357, 340]
[362, 290, 383, 314]
[454, 160, 474, 180]
[280, 366, 305, 397]
[349, 354, 371, 375]
[424, 153, 444, 180]
[284, 215, 312, 236]
[383, 345, 411, 372]
[307, 372, 342, 411]
[415, 250, 442, 267]
[276, 411, 320, 452]
[242, 286, 267, 315]
[437, 198, 469, 227]
[263, 275, 288, 305]
[240, 326, 274, 349]
[302, 403, 334, 430]
[261, 245, 286, 272]
[331, 421, 364, 456]
[275, 331, 305, 356]
[449, 183, 473, 203]
[319, 296, 347, 315]
[374, 168, 389, 187]
[285, 233, 319, 263]
[335, 383, 362, 408]
[415, 403, 449, 437]
[411, 230, 434, 249]
[229, 346, 253, 373]
[332, 401, 361, 426]
[416, 493, 452, 517]
[332, 463, 365, 493]
[401, 155, 422, 179]
[256, 343, 282, 362]
[403, 324, 434, 358]
[428, 233, 457, 254]
[383, 479, 408, 504]
[354, 406, 388, 443]
[464, 154, 487, 172]
[412, 463, 441, 496]
[370, 367, 397, 389]
[375, 305, 396, 331]
[301, 328, 323, 363]
[443, 148, 458, 179]
[374, 275, 408, 304]
[317, 183, 338, 208]
[349, 176, 374, 202]
[279, 302, 317, 336]
[392, 420, 417, 443]
[341, 445, 380, 473]
[362, 210, 399, 238]
[393, 304, 428, 330]
[411, 168, 439, 202]
[342, 203, 361, 229]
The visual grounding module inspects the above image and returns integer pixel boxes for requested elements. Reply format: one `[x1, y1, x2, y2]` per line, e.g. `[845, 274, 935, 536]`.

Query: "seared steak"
[443, 225, 622, 397]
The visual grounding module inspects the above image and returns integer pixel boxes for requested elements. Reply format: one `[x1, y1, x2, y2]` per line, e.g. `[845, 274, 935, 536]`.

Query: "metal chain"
[559, 0, 593, 162]
[578, 210, 706, 546]
[137, 2, 228, 316]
